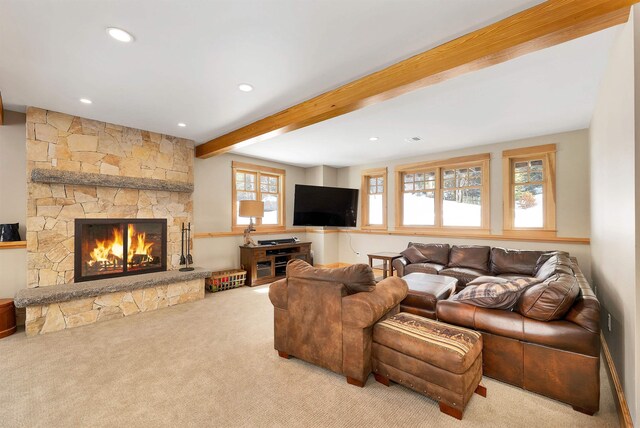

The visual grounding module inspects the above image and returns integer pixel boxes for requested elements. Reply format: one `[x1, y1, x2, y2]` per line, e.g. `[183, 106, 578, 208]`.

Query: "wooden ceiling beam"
[196, 0, 635, 159]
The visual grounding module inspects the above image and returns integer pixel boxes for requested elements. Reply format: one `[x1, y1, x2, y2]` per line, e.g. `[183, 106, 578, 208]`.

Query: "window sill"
[196, 227, 299, 238]
[503, 229, 557, 238]
[395, 226, 491, 236]
[361, 225, 388, 231]
[346, 229, 588, 244]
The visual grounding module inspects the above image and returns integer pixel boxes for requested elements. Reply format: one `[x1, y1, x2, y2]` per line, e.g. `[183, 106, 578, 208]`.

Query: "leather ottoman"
[372, 312, 485, 420]
[400, 273, 457, 319]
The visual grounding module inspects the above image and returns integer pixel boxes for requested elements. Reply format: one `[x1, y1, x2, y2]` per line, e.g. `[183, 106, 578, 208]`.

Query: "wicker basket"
[206, 269, 247, 292]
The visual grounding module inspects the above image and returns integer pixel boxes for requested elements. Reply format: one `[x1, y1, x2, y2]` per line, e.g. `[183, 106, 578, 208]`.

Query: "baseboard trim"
[601, 332, 633, 428]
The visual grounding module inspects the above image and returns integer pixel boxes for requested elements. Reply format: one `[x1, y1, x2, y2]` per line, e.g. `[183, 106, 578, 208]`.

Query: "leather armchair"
[269, 265, 408, 386]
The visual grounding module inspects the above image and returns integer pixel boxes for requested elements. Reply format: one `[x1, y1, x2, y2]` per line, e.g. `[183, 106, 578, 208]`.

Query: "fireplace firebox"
[74, 219, 167, 282]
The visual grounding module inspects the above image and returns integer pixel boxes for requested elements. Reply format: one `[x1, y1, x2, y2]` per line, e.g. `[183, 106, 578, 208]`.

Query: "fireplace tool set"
[179, 222, 194, 272]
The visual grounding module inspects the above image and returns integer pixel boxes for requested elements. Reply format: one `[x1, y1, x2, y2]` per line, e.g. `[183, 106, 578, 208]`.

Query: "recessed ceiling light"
[106, 27, 134, 43]
[405, 136, 422, 143]
[79, 98, 92, 104]
[238, 83, 254, 92]
[177, 123, 187, 127]
[369, 137, 379, 142]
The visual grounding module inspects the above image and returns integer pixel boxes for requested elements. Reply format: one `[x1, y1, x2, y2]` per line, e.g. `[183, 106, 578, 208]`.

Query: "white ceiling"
[234, 27, 620, 167]
[0, 0, 543, 144]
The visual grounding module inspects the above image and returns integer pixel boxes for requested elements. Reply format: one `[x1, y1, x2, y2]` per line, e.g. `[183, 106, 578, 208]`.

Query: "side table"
[0, 298, 16, 339]
[367, 252, 403, 281]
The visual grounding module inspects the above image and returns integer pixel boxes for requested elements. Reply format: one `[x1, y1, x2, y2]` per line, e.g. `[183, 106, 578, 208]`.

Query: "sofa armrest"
[269, 278, 288, 309]
[342, 277, 408, 328]
[437, 300, 599, 356]
[392, 257, 408, 277]
[437, 299, 476, 328]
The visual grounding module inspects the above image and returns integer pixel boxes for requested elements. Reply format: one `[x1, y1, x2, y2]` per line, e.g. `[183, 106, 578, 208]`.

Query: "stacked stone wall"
[25, 108, 195, 288]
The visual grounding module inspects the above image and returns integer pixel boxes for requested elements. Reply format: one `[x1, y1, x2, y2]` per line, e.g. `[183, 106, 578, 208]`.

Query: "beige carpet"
[0, 284, 618, 427]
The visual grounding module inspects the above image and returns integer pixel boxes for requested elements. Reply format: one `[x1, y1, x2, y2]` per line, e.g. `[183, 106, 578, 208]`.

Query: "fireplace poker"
[186, 222, 193, 265]
[179, 222, 194, 272]
[180, 222, 186, 265]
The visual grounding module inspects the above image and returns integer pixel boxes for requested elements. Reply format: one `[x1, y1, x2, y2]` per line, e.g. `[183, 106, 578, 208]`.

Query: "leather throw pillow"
[516, 273, 579, 321]
[401, 246, 428, 264]
[448, 245, 491, 271]
[452, 277, 541, 310]
[407, 243, 450, 265]
[286, 259, 376, 293]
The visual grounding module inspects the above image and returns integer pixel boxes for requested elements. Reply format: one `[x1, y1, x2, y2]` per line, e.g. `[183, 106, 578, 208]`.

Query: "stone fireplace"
[74, 218, 167, 282]
[25, 107, 194, 287]
[17, 107, 210, 336]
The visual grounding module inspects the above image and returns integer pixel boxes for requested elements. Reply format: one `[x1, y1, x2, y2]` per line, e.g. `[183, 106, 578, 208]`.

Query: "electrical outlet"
[608, 313, 612, 332]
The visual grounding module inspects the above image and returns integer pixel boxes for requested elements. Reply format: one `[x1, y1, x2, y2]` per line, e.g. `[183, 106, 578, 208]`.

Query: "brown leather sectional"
[394, 243, 601, 415]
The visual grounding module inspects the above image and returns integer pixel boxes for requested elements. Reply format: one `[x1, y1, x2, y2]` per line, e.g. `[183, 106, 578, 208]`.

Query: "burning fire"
[89, 225, 154, 266]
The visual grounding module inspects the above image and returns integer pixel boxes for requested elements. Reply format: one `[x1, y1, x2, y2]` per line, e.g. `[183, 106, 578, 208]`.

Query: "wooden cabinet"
[240, 242, 312, 286]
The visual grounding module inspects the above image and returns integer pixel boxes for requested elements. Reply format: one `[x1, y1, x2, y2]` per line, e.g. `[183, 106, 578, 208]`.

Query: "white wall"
[590, 12, 639, 423]
[0, 111, 27, 298]
[193, 153, 308, 271]
[302, 165, 340, 265]
[335, 129, 592, 276]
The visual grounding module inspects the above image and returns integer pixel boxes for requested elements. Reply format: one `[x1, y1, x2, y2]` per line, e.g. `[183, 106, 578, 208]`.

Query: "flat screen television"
[293, 185, 358, 227]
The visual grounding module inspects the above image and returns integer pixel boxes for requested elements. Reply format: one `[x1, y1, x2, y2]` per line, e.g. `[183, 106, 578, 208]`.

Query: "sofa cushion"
[534, 250, 569, 268]
[516, 273, 579, 321]
[490, 247, 543, 276]
[439, 267, 489, 287]
[405, 262, 445, 275]
[408, 242, 450, 265]
[452, 277, 541, 310]
[497, 273, 537, 281]
[535, 253, 574, 280]
[286, 259, 376, 294]
[448, 245, 491, 271]
[467, 275, 506, 285]
[401, 246, 428, 264]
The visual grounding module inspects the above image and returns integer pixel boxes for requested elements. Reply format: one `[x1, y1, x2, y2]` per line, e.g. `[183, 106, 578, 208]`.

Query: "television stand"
[240, 242, 312, 286]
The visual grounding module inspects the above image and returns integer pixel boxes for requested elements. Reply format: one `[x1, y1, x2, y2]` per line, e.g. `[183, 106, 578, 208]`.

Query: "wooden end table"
[367, 252, 403, 281]
[0, 298, 16, 339]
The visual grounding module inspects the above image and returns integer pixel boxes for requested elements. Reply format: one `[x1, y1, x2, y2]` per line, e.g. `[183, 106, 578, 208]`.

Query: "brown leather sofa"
[393, 243, 545, 292]
[269, 260, 408, 386]
[394, 243, 600, 415]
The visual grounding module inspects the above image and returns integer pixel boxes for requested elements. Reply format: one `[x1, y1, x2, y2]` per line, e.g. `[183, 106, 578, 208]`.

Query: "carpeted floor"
[0, 284, 618, 427]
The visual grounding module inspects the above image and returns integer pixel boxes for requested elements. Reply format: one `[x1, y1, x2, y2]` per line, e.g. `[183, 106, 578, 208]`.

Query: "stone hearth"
[15, 269, 211, 336]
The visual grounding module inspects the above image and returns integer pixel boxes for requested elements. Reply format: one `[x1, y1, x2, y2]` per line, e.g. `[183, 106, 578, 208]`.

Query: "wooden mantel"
[196, 0, 635, 158]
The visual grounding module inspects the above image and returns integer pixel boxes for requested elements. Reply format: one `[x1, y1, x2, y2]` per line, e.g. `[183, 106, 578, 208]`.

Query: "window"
[396, 154, 490, 231]
[442, 166, 483, 227]
[402, 170, 436, 226]
[503, 144, 556, 234]
[232, 161, 285, 230]
[360, 168, 387, 229]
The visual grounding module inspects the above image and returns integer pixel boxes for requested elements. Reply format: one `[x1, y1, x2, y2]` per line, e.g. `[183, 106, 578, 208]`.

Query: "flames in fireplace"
[89, 224, 154, 267]
[75, 219, 167, 282]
